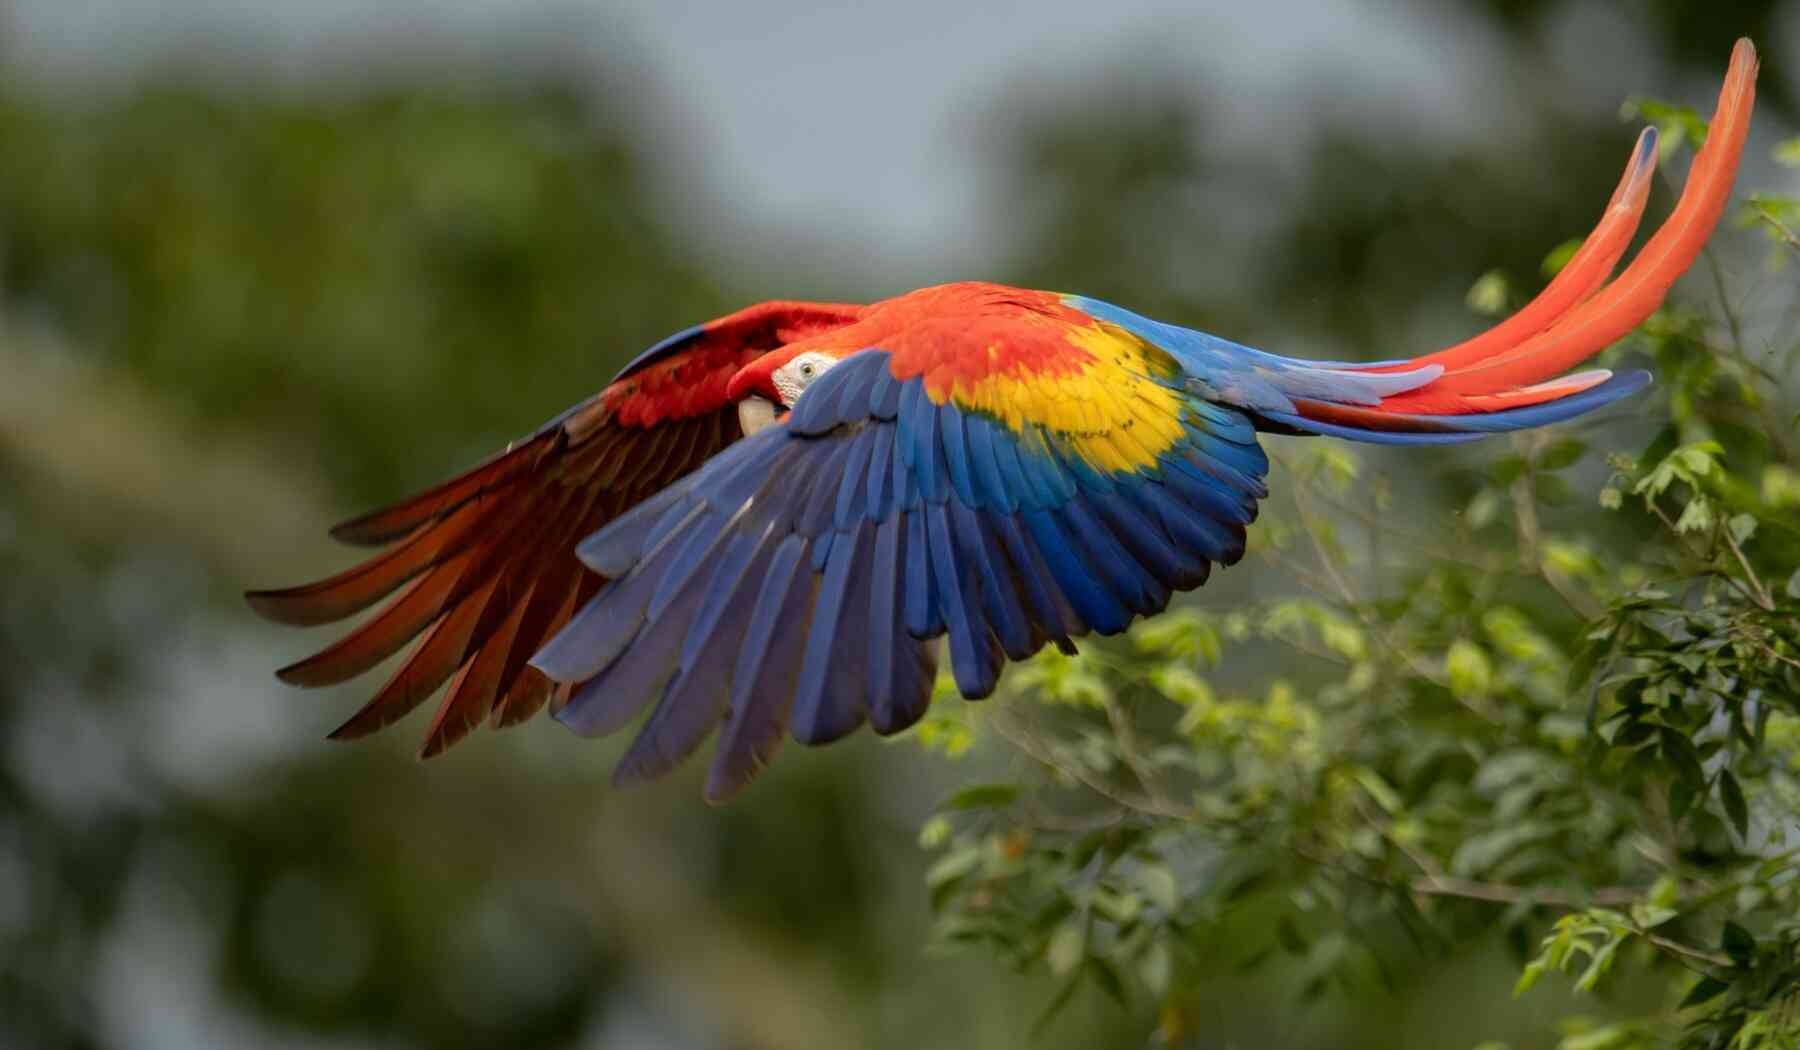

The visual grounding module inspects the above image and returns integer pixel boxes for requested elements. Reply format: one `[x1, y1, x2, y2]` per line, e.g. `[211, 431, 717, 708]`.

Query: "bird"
[249, 40, 1757, 802]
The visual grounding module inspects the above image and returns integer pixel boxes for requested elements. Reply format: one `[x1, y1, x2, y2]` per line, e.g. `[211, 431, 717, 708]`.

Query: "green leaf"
[1139, 940, 1173, 996]
[1560, 1025, 1632, 1050]
[1660, 728, 1706, 789]
[1631, 903, 1677, 929]
[1721, 921, 1755, 966]
[1086, 957, 1127, 1006]
[1673, 495, 1714, 534]
[1136, 864, 1180, 914]
[1541, 238, 1585, 278]
[1575, 936, 1620, 992]
[1352, 768, 1404, 814]
[1467, 488, 1502, 528]
[941, 783, 1020, 811]
[1668, 776, 1698, 823]
[1566, 634, 1609, 691]
[1537, 439, 1587, 471]
[1679, 975, 1730, 1008]
[1451, 823, 1551, 877]
[1467, 270, 1510, 316]
[1148, 666, 1214, 706]
[1718, 769, 1749, 841]
[1513, 958, 1547, 998]
[1047, 921, 1087, 977]
[1489, 456, 1527, 485]
[926, 847, 982, 889]
[1030, 974, 1083, 1041]
[1761, 464, 1800, 507]
[1446, 640, 1493, 700]
[1277, 916, 1309, 955]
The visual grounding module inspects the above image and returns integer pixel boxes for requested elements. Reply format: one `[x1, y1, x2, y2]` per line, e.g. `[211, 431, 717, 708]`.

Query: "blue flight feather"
[887, 641, 936, 734]
[1020, 507, 1130, 635]
[939, 405, 979, 507]
[951, 501, 1033, 660]
[863, 423, 898, 520]
[903, 510, 943, 638]
[927, 502, 998, 697]
[558, 575, 704, 736]
[866, 515, 904, 731]
[993, 511, 1081, 643]
[986, 422, 1038, 511]
[796, 438, 854, 537]
[962, 415, 1018, 514]
[646, 509, 731, 622]
[1061, 497, 1166, 617]
[792, 524, 859, 741]
[1160, 459, 1258, 527]
[530, 550, 669, 683]
[1089, 484, 1204, 590]
[834, 424, 878, 529]
[793, 523, 873, 745]
[575, 486, 690, 576]
[679, 524, 778, 671]
[708, 534, 812, 800]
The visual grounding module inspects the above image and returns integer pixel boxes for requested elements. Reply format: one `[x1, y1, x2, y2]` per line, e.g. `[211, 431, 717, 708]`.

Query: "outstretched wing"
[248, 300, 865, 756]
[530, 298, 1266, 801]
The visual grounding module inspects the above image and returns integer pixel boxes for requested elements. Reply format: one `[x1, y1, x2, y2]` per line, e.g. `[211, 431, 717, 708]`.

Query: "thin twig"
[1705, 244, 1747, 358]
[1643, 932, 1735, 971]
[1406, 874, 1641, 909]
[1509, 453, 1603, 619]
[1100, 694, 1176, 812]
[1283, 466, 1500, 720]
[1722, 524, 1775, 611]
[988, 708, 1197, 822]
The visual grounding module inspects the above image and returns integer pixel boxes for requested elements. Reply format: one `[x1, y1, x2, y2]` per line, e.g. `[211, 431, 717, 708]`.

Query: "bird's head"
[726, 345, 847, 435]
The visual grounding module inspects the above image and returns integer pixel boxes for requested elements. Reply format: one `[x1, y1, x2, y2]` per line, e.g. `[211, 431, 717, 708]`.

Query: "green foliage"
[0, 82, 724, 502]
[913, 126, 1800, 1047]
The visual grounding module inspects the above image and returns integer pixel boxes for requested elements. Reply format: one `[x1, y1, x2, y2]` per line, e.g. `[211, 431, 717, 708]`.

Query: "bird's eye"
[798, 362, 816, 380]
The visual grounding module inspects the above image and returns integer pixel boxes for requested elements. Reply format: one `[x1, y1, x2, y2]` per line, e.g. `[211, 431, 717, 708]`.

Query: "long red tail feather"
[1333, 38, 1756, 421]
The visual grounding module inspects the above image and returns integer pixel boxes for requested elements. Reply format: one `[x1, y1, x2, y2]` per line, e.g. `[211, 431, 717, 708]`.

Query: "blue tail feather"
[1261, 371, 1651, 446]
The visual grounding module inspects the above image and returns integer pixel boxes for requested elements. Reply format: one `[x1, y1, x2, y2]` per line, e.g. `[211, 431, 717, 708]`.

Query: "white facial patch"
[738, 396, 779, 435]
[771, 351, 840, 406]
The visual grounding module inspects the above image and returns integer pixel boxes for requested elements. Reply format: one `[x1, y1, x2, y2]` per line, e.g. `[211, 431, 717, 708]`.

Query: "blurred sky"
[4, 0, 1698, 285]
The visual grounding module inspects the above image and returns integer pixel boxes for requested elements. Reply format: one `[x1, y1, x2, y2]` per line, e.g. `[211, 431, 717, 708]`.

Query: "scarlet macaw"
[251, 41, 1756, 801]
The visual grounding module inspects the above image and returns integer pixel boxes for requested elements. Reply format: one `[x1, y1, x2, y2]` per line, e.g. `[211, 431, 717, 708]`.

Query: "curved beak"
[737, 396, 780, 436]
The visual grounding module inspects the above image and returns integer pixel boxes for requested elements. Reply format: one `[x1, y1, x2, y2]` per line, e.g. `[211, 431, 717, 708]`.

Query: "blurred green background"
[0, 2, 1792, 1047]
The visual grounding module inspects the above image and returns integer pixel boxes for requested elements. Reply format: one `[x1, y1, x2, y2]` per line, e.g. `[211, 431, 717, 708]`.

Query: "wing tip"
[275, 655, 329, 688]
[417, 726, 463, 760]
[245, 582, 377, 628]
[245, 587, 306, 625]
[325, 713, 378, 741]
[701, 773, 749, 806]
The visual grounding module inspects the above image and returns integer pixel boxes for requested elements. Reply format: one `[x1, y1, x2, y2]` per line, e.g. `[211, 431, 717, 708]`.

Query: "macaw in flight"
[251, 41, 1757, 802]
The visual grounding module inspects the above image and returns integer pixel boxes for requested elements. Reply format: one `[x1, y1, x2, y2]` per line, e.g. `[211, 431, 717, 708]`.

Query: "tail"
[1256, 38, 1757, 446]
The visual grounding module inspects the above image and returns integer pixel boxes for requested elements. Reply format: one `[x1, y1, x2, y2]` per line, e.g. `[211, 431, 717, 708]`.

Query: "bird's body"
[250, 41, 1758, 801]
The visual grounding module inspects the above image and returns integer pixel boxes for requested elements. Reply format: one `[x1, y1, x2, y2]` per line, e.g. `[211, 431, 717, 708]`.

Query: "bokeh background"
[0, 2, 1793, 1047]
